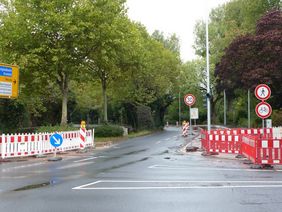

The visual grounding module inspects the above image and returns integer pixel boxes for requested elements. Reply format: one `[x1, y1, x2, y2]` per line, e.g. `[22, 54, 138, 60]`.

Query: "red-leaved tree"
[215, 10, 282, 108]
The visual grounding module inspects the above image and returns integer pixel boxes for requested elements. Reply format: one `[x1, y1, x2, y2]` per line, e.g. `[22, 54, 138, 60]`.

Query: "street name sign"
[0, 63, 19, 99]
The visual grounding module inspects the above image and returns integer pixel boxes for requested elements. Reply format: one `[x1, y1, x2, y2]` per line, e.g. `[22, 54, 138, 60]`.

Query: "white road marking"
[87, 180, 282, 183]
[72, 180, 102, 190]
[74, 156, 100, 163]
[72, 180, 282, 190]
[148, 164, 282, 172]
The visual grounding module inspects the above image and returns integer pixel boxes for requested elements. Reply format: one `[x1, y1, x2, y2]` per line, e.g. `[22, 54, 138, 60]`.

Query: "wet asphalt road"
[1, 127, 282, 212]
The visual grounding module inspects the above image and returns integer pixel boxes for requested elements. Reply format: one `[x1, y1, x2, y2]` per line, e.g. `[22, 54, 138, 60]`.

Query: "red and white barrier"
[257, 138, 282, 164]
[0, 130, 94, 159]
[273, 127, 282, 139]
[208, 134, 241, 154]
[201, 127, 282, 165]
[80, 128, 86, 149]
[182, 123, 189, 137]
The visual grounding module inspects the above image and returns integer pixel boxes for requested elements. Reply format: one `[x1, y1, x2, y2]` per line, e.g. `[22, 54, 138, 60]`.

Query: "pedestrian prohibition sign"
[50, 133, 63, 148]
[255, 84, 271, 101]
[184, 94, 196, 106]
[255, 102, 272, 119]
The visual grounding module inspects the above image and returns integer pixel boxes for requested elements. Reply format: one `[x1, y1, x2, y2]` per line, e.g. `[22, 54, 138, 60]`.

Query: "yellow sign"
[0, 63, 19, 99]
[80, 120, 86, 129]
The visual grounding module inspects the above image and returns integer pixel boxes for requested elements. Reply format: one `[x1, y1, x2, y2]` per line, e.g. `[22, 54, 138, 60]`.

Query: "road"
[1, 127, 282, 212]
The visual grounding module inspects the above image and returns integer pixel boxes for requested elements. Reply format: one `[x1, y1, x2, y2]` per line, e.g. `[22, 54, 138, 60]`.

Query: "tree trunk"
[60, 73, 68, 125]
[102, 78, 108, 123]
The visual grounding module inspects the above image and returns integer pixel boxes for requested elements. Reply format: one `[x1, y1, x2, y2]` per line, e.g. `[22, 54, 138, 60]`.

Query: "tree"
[0, 0, 92, 125]
[215, 10, 282, 109]
[193, 0, 281, 124]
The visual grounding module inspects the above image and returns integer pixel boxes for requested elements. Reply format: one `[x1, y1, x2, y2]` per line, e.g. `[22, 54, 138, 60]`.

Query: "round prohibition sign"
[255, 84, 271, 101]
[184, 94, 196, 106]
[255, 102, 272, 119]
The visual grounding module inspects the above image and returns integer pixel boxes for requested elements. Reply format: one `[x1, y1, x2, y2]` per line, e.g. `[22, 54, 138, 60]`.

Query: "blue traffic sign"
[50, 133, 63, 148]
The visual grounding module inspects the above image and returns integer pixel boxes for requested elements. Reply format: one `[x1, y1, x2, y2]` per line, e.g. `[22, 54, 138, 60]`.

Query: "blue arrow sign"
[50, 133, 63, 148]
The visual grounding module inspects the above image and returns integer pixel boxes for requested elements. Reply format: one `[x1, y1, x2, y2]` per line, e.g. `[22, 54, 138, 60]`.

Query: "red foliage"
[215, 10, 282, 108]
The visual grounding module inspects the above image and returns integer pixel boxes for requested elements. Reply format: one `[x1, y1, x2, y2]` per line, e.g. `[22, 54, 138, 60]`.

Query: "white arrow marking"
[53, 136, 61, 144]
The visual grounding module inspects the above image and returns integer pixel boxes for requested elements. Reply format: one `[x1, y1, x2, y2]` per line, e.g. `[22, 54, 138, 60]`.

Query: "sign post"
[184, 94, 196, 146]
[0, 63, 19, 99]
[49, 133, 63, 161]
[254, 84, 272, 133]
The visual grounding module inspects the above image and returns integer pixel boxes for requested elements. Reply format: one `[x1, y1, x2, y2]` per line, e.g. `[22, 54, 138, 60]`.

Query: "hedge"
[94, 125, 123, 137]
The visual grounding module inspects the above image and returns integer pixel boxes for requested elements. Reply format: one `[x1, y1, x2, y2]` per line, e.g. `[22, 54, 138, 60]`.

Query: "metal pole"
[262, 119, 264, 136]
[248, 89, 251, 128]
[224, 90, 226, 126]
[189, 106, 193, 146]
[206, 11, 211, 132]
[179, 91, 181, 127]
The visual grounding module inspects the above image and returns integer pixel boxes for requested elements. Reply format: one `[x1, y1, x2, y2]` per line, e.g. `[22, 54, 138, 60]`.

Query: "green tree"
[0, 0, 92, 125]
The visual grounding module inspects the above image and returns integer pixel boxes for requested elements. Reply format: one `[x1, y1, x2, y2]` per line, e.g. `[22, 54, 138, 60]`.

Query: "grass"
[95, 136, 125, 143]
[127, 130, 152, 138]
[94, 130, 155, 143]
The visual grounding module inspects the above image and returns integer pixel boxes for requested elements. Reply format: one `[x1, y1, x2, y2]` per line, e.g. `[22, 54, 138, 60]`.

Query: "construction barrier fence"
[201, 127, 282, 165]
[0, 129, 94, 159]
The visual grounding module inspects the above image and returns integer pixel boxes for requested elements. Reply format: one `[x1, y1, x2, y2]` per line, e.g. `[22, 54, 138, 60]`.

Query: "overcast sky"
[126, 0, 230, 62]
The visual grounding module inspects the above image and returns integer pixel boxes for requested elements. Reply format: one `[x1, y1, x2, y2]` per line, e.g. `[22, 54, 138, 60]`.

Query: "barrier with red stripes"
[182, 123, 189, 137]
[201, 127, 282, 165]
[200, 128, 272, 154]
[241, 135, 282, 165]
[80, 128, 86, 149]
[0, 129, 94, 159]
[200, 129, 208, 150]
[208, 134, 241, 154]
[241, 135, 257, 163]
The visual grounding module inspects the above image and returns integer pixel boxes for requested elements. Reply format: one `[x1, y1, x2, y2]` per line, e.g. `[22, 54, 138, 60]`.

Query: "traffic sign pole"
[189, 106, 192, 146]
[49, 133, 63, 161]
[184, 94, 196, 147]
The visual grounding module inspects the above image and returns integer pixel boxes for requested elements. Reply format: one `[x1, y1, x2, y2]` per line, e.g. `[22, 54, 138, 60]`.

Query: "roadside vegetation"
[0, 0, 281, 134]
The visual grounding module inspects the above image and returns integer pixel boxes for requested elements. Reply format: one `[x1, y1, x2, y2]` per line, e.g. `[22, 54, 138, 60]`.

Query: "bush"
[94, 124, 123, 137]
[36, 125, 78, 133]
[272, 110, 282, 126]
